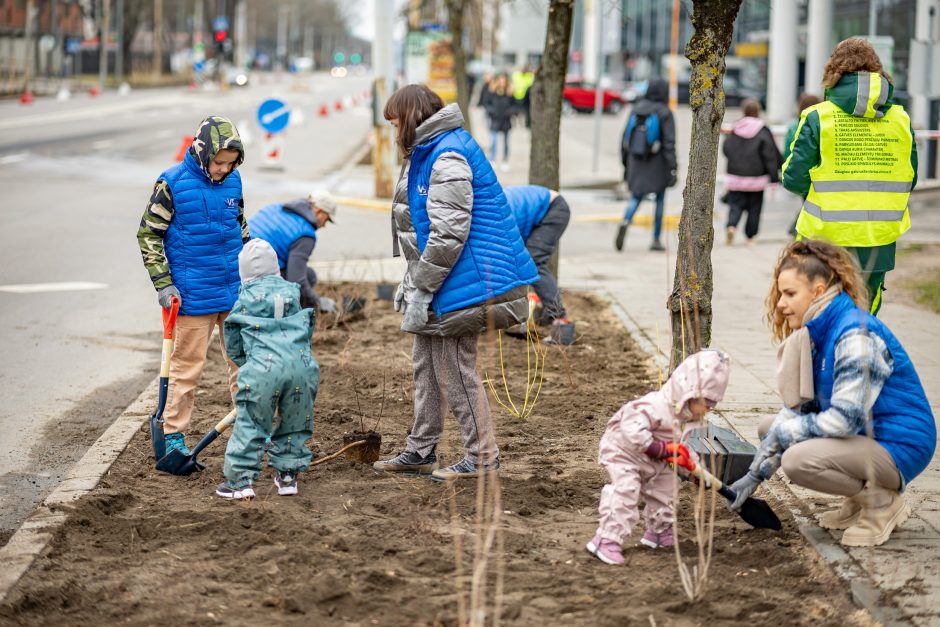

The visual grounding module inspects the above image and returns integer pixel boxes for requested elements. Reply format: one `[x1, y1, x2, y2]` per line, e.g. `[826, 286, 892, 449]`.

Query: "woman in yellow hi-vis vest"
[782, 38, 918, 316]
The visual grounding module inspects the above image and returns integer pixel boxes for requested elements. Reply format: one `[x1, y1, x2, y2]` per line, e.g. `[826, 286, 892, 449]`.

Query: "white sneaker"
[274, 470, 298, 496]
[216, 483, 255, 500]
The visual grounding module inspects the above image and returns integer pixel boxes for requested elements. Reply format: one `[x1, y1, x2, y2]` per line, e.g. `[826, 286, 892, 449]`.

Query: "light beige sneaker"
[841, 485, 910, 547]
[726, 226, 735, 245]
[818, 497, 862, 529]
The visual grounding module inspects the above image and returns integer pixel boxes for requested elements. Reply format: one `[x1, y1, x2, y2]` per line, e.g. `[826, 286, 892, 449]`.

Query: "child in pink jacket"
[587, 350, 731, 565]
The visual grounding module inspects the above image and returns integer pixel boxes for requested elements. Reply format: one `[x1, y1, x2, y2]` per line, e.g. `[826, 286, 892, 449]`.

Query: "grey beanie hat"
[239, 239, 280, 283]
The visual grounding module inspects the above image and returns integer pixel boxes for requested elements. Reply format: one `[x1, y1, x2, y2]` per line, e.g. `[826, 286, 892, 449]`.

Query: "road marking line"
[0, 282, 108, 293]
[0, 153, 27, 165]
[92, 139, 115, 150]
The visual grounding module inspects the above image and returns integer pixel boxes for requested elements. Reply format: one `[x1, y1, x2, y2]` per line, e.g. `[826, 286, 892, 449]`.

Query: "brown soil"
[0, 286, 872, 626]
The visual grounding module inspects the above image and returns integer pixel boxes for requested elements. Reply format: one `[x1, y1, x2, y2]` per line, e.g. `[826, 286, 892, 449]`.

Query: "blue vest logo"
[417, 184, 428, 196]
[226, 198, 237, 208]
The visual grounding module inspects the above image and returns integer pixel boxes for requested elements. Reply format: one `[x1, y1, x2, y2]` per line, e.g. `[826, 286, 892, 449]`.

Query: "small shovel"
[670, 446, 782, 531]
[156, 409, 237, 476]
[149, 297, 181, 461]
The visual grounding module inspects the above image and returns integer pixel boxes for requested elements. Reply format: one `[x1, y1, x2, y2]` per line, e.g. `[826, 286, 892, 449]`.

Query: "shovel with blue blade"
[156, 409, 237, 475]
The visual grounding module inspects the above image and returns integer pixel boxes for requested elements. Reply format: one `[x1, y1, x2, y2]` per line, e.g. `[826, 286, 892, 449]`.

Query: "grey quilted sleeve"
[412, 152, 473, 294]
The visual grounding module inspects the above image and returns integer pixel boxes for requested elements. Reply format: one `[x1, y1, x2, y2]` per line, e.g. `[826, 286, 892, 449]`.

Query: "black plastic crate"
[685, 425, 756, 485]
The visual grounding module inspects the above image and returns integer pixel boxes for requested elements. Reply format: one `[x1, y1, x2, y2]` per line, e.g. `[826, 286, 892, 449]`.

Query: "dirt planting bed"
[1, 286, 871, 626]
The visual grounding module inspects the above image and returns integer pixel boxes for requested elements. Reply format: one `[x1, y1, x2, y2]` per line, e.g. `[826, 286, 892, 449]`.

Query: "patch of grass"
[904, 270, 940, 314]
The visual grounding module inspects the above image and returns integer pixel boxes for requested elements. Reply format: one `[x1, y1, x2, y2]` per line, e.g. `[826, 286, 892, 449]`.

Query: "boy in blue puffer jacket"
[218, 239, 320, 500]
[137, 116, 248, 457]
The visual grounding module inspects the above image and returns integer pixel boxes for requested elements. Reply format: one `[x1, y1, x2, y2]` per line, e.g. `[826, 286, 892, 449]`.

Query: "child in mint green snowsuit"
[218, 239, 320, 499]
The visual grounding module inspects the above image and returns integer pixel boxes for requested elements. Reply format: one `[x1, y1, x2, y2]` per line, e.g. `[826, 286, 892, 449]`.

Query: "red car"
[562, 80, 625, 114]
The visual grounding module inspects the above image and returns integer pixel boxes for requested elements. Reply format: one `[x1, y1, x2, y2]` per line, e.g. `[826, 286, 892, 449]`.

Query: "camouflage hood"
[189, 116, 244, 181]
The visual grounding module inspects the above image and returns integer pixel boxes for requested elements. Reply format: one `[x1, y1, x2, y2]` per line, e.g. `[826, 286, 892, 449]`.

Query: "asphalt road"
[0, 72, 373, 539]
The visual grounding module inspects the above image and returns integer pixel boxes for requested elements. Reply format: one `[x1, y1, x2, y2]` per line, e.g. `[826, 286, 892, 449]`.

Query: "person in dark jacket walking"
[248, 190, 337, 313]
[504, 185, 570, 325]
[482, 73, 515, 171]
[722, 99, 783, 245]
[374, 85, 538, 481]
[616, 78, 677, 252]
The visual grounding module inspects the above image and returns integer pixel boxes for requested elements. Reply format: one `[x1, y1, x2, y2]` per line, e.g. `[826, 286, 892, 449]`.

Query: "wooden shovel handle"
[310, 440, 367, 467]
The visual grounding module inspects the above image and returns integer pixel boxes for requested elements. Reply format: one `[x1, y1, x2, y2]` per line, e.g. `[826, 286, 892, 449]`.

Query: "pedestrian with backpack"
[616, 78, 677, 252]
[722, 99, 782, 246]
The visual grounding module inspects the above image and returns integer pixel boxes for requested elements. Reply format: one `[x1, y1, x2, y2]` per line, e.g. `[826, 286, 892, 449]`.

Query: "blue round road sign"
[257, 98, 291, 134]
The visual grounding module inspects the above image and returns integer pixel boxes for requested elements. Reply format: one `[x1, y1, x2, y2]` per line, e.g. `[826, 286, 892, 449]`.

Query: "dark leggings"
[525, 196, 570, 322]
[726, 190, 765, 239]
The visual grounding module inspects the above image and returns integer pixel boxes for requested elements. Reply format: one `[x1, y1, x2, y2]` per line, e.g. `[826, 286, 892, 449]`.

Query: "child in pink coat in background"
[587, 350, 731, 565]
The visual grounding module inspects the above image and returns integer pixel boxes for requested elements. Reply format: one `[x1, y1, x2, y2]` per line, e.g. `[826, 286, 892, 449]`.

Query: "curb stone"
[601, 287, 899, 624]
[0, 378, 158, 604]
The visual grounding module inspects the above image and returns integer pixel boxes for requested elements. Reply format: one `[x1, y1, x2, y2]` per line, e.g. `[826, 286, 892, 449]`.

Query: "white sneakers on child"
[215, 483, 256, 500]
[275, 470, 298, 496]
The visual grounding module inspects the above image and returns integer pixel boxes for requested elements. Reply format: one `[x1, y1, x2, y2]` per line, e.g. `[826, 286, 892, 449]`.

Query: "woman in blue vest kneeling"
[247, 190, 337, 313]
[728, 240, 935, 547]
[373, 84, 538, 481]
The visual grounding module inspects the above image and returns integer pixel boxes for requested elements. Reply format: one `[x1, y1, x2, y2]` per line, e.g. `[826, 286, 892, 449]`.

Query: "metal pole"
[99, 0, 109, 89]
[23, 0, 37, 89]
[591, 0, 604, 173]
[235, 0, 246, 69]
[49, 0, 58, 78]
[193, 0, 204, 62]
[153, 0, 163, 78]
[115, 0, 123, 83]
[868, 0, 877, 37]
[276, 4, 288, 70]
[668, 0, 679, 111]
[373, 0, 397, 198]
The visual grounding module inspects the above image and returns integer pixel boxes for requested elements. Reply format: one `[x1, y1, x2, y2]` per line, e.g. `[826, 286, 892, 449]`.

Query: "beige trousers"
[758, 415, 901, 496]
[163, 312, 238, 434]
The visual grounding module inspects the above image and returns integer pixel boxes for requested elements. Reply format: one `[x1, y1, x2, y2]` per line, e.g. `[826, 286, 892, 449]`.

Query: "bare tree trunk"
[528, 0, 574, 190]
[446, 0, 472, 134]
[669, 0, 742, 369]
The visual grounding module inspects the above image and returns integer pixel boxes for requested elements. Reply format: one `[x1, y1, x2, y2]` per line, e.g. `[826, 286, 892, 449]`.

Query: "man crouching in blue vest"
[373, 85, 539, 480]
[504, 185, 570, 327]
[137, 116, 247, 457]
[248, 190, 338, 313]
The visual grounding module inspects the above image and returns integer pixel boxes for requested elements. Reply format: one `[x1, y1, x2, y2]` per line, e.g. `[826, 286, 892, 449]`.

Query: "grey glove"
[401, 289, 433, 333]
[394, 283, 405, 313]
[317, 296, 337, 314]
[727, 471, 763, 512]
[157, 284, 180, 309]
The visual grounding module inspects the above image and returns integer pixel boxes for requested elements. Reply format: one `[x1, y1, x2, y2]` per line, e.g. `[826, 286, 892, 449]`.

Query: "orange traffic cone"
[175, 135, 194, 162]
[318, 104, 329, 117]
[19, 89, 34, 105]
[334, 100, 343, 111]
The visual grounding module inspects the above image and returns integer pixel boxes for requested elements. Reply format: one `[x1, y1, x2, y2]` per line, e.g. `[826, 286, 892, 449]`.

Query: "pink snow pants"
[596, 434, 675, 544]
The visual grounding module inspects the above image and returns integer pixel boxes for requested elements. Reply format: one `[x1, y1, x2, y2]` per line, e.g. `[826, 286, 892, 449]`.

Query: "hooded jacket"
[223, 274, 317, 379]
[137, 116, 248, 316]
[604, 350, 731, 455]
[392, 104, 537, 336]
[621, 78, 677, 196]
[723, 116, 782, 191]
[782, 72, 917, 258]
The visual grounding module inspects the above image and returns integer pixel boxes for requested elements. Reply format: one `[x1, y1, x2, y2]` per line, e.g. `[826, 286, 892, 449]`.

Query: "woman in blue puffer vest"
[372, 84, 538, 481]
[727, 240, 935, 547]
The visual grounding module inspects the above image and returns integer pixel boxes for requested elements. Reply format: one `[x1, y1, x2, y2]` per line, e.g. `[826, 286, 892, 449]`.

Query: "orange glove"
[665, 443, 695, 472]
